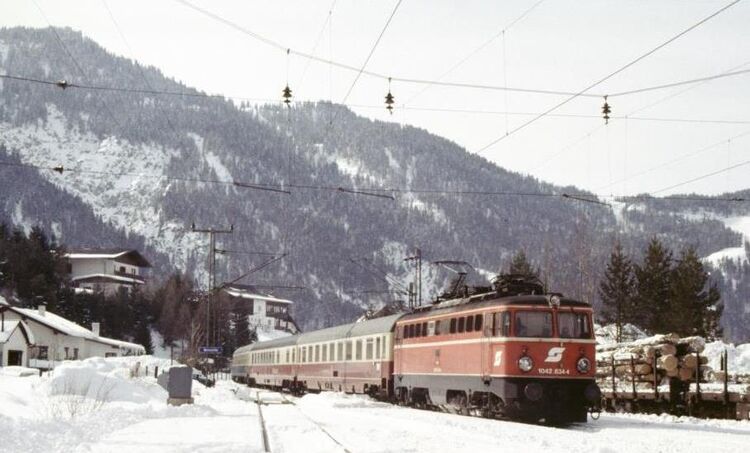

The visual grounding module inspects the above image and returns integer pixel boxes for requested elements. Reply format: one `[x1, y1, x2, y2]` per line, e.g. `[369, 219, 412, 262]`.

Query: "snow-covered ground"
[1, 356, 749, 452]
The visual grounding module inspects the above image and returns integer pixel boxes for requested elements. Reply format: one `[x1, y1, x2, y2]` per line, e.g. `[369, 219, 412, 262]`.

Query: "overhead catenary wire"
[337, 0, 403, 107]
[474, 0, 744, 154]
[0, 158, 745, 203]
[597, 129, 750, 192]
[650, 159, 750, 195]
[2, 73, 748, 126]
[404, 0, 546, 106]
[527, 59, 750, 175]
[31, 0, 124, 131]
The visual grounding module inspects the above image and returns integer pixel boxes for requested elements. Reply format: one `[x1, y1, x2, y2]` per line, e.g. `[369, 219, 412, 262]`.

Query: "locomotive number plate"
[538, 367, 570, 375]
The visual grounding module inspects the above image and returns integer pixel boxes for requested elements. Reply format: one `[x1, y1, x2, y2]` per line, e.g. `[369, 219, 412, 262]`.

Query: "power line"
[296, 0, 339, 92]
[338, 0, 403, 106]
[597, 129, 750, 192]
[4, 73, 748, 126]
[31, 0, 124, 131]
[1, 158, 746, 203]
[650, 159, 750, 195]
[404, 0, 546, 106]
[526, 56, 750, 175]
[608, 68, 750, 97]
[475, 0, 743, 154]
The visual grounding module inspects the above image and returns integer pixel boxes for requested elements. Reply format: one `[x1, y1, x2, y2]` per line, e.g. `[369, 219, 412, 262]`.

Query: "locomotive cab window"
[515, 311, 553, 338]
[558, 312, 592, 339]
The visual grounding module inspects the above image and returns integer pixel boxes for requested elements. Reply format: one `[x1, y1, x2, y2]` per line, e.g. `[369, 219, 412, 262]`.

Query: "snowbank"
[704, 340, 750, 375]
[595, 323, 648, 345]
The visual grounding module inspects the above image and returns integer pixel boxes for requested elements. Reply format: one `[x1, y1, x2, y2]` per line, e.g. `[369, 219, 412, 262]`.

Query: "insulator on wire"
[52, 165, 64, 174]
[385, 77, 395, 114]
[282, 84, 292, 107]
[602, 95, 611, 125]
[55, 80, 70, 90]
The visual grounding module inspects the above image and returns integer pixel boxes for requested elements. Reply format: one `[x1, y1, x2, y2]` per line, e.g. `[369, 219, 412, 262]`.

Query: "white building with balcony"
[223, 284, 299, 334]
[65, 248, 151, 295]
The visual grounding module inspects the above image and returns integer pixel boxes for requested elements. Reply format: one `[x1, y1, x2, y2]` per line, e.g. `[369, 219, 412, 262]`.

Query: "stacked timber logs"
[596, 334, 709, 391]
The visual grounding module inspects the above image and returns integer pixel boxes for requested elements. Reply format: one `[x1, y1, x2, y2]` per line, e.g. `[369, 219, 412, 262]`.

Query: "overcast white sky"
[2, 0, 749, 197]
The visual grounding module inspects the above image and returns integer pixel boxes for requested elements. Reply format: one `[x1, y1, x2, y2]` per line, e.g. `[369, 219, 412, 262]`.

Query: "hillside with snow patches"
[1, 27, 749, 338]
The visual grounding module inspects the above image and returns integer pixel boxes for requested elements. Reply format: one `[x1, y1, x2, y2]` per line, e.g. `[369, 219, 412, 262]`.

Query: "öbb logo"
[544, 347, 566, 363]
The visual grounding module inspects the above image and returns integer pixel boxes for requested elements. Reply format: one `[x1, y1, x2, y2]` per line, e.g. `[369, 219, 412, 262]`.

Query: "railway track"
[243, 389, 353, 453]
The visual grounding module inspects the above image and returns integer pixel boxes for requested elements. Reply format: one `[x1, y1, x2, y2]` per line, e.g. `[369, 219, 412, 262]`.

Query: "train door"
[481, 312, 492, 380]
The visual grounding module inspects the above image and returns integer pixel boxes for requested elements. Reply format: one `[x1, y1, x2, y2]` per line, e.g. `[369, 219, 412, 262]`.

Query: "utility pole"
[404, 248, 422, 308]
[191, 223, 233, 349]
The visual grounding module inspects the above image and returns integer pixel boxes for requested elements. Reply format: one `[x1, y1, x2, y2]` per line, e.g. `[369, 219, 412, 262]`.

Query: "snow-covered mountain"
[1, 27, 749, 340]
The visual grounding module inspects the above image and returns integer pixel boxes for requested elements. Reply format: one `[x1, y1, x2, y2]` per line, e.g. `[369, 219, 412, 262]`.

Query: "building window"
[64, 347, 69, 359]
[38, 346, 49, 360]
[73, 348, 79, 360]
[105, 352, 117, 358]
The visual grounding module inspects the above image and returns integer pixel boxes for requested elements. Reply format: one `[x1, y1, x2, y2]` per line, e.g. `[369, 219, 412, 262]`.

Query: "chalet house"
[0, 297, 144, 369]
[223, 284, 300, 334]
[65, 248, 151, 295]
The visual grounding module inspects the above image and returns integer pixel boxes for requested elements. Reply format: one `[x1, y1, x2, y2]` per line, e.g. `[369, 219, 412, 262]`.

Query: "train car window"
[376, 337, 381, 359]
[515, 311, 553, 337]
[475, 314, 483, 332]
[458, 317, 465, 333]
[346, 341, 353, 361]
[502, 312, 511, 336]
[427, 321, 436, 336]
[301, 348, 306, 363]
[322, 344, 328, 362]
[449, 318, 457, 334]
[421, 322, 428, 337]
[313, 345, 318, 362]
[465, 316, 474, 333]
[292, 349, 296, 363]
[382, 335, 387, 357]
[434, 320, 441, 335]
[337, 342, 343, 361]
[330, 343, 335, 361]
[356, 339, 363, 360]
[410, 324, 416, 338]
[404, 325, 410, 339]
[366, 338, 374, 360]
[276, 351, 280, 364]
[558, 312, 592, 338]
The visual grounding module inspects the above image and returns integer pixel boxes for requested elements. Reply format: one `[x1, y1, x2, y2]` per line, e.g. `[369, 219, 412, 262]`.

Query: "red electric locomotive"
[231, 275, 600, 424]
[393, 275, 600, 423]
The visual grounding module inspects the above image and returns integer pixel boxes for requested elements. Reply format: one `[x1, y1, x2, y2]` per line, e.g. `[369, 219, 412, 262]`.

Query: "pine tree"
[598, 241, 635, 342]
[634, 238, 672, 333]
[669, 246, 723, 338]
[231, 299, 251, 351]
[508, 250, 539, 280]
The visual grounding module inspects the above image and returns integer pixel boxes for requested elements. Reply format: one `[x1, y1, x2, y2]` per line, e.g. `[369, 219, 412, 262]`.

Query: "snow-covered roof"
[65, 249, 151, 267]
[0, 297, 143, 352]
[223, 285, 293, 304]
[0, 319, 36, 344]
[72, 273, 145, 285]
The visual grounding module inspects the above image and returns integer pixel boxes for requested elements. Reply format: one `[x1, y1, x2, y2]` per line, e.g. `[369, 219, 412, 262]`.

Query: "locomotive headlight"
[576, 357, 591, 374]
[518, 355, 534, 373]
